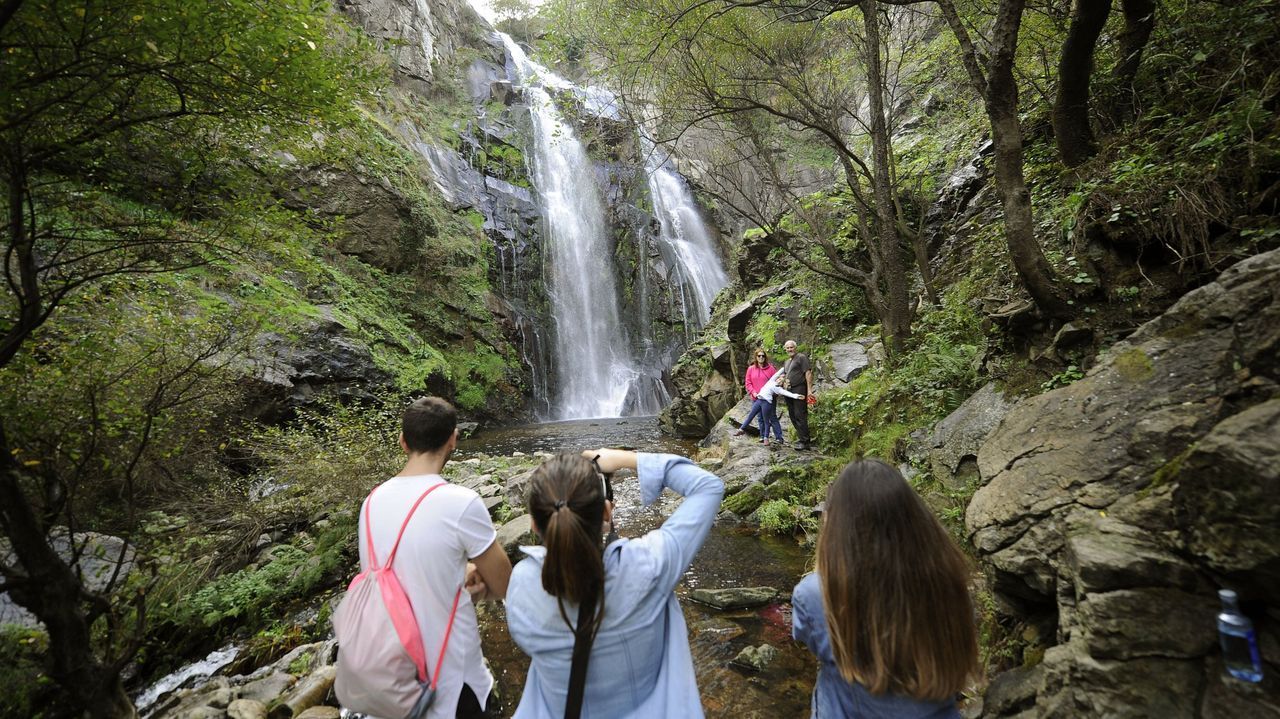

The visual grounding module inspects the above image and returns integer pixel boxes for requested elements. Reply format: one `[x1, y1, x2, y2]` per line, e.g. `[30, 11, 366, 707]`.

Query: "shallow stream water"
[459, 417, 818, 718]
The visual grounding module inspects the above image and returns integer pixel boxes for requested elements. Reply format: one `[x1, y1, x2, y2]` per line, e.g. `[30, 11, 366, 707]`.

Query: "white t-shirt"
[357, 474, 497, 719]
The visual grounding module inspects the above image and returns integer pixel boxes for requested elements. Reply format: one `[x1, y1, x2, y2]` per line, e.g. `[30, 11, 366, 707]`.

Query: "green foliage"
[811, 290, 983, 460]
[0, 626, 52, 719]
[1041, 365, 1085, 391]
[756, 499, 801, 535]
[162, 517, 354, 631]
[245, 398, 405, 509]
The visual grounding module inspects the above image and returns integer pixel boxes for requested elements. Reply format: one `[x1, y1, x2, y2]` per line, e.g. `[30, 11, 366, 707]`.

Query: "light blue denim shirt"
[505, 453, 725, 719]
[792, 573, 961, 719]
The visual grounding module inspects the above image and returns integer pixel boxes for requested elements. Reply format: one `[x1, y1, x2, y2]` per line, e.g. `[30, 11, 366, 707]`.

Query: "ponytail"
[528, 454, 608, 632]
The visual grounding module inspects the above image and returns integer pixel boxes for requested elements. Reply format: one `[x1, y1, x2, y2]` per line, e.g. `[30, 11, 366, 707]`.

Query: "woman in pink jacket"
[734, 348, 777, 442]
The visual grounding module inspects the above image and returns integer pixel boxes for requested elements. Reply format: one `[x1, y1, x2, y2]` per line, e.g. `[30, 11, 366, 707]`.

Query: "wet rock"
[458, 421, 479, 439]
[689, 586, 778, 611]
[496, 514, 536, 559]
[242, 309, 391, 422]
[294, 708, 341, 719]
[228, 699, 269, 719]
[730, 643, 778, 672]
[694, 617, 746, 642]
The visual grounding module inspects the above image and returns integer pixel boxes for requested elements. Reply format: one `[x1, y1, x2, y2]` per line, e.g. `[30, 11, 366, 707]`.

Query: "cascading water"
[643, 141, 729, 338]
[501, 35, 644, 419]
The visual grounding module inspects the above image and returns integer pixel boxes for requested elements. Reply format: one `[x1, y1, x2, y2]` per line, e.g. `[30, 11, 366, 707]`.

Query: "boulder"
[689, 586, 778, 610]
[496, 514, 536, 559]
[968, 249, 1280, 716]
[0, 530, 134, 629]
[920, 382, 1014, 491]
[228, 699, 269, 719]
[730, 643, 778, 672]
[827, 341, 872, 383]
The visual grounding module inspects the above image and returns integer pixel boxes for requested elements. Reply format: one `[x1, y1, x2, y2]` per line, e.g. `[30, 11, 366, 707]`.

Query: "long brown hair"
[752, 348, 771, 369]
[816, 459, 978, 701]
[527, 454, 607, 633]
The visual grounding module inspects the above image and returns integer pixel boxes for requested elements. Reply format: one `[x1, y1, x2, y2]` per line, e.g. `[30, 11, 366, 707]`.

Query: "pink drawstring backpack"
[334, 483, 463, 719]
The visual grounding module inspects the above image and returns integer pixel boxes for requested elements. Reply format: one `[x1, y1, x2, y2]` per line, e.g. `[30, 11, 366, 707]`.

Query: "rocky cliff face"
[336, 0, 489, 92]
[967, 249, 1280, 717]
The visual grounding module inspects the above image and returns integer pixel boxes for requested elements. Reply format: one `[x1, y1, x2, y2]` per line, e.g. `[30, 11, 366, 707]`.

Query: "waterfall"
[643, 140, 729, 337]
[501, 35, 642, 420]
[493, 34, 728, 420]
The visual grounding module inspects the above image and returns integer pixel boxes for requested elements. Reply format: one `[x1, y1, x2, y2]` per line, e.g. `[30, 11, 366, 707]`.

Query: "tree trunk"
[986, 0, 1075, 319]
[1105, 0, 1156, 127]
[1053, 0, 1112, 167]
[860, 0, 913, 354]
[0, 424, 138, 719]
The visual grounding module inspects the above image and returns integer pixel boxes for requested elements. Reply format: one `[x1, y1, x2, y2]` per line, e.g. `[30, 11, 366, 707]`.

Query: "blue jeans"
[765, 401, 784, 441]
[741, 398, 773, 436]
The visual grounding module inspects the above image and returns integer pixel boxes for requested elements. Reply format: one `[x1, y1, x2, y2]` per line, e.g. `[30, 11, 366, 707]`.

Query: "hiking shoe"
[733, 429, 745, 436]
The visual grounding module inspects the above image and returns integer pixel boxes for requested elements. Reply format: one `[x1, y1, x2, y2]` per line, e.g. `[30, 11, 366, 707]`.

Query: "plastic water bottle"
[1217, 589, 1263, 682]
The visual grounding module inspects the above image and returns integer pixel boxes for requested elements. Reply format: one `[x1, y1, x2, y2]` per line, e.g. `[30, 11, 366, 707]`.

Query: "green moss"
[723, 482, 768, 516]
[1113, 348, 1155, 382]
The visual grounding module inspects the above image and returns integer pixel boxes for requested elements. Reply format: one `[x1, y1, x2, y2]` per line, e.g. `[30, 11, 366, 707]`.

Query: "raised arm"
[587, 449, 724, 594]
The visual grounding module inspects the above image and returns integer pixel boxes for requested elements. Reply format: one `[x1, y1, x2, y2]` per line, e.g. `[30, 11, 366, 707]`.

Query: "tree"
[1052, 0, 1157, 167]
[931, 0, 1074, 319]
[561, 0, 941, 352]
[0, 1, 376, 715]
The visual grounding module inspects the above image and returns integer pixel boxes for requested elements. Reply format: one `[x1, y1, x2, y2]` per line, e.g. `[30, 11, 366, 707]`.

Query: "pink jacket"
[745, 364, 776, 398]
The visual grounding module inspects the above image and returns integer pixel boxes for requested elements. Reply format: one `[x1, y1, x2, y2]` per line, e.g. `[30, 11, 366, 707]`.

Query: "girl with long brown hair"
[792, 459, 978, 718]
[505, 449, 724, 718]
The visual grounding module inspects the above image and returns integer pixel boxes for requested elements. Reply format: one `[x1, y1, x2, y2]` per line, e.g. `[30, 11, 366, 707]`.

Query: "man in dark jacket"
[782, 340, 815, 450]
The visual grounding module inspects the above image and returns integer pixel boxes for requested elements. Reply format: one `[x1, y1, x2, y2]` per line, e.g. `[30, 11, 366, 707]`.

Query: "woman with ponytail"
[792, 459, 979, 718]
[505, 449, 724, 719]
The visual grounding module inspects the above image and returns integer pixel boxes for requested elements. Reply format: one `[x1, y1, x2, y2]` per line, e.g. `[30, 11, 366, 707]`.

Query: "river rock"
[730, 643, 778, 672]
[967, 249, 1280, 716]
[689, 586, 778, 610]
[268, 665, 335, 719]
[234, 672, 295, 705]
[496, 514, 536, 559]
[228, 699, 268, 719]
[694, 617, 746, 642]
[294, 708, 341, 719]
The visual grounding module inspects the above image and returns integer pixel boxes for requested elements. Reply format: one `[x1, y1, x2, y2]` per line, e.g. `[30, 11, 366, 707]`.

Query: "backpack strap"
[563, 592, 599, 719]
[364, 480, 466, 694]
[364, 480, 448, 570]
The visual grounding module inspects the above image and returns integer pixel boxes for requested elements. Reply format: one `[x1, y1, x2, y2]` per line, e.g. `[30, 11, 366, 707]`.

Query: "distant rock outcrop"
[968, 249, 1280, 717]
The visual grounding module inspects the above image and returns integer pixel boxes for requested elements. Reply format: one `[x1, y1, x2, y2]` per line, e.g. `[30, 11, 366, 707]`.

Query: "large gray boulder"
[968, 249, 1280, 717]
[920, 382, 1014, 491]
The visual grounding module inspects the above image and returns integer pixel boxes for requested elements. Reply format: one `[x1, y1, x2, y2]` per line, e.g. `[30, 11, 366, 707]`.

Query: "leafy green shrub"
[162, 516, 354, 631]
[757, 499, 800, 535]
[812, 290, 983, 460]
[0, 626, 52, 719]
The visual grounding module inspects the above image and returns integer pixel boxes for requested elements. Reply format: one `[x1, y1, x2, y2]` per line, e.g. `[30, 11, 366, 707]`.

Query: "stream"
[460, 417, 818, 718]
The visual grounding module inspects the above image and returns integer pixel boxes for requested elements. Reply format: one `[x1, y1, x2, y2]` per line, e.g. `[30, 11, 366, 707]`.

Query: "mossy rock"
[723, 481, 768, 516]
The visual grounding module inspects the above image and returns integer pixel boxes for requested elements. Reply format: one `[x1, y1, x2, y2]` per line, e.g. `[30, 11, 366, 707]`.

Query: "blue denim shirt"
[505, 454, 725, 719]
[792, 573, 960, 719]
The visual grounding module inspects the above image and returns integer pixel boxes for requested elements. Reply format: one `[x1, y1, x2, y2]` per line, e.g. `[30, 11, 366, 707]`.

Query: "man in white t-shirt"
[357, 397, 512, 719]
